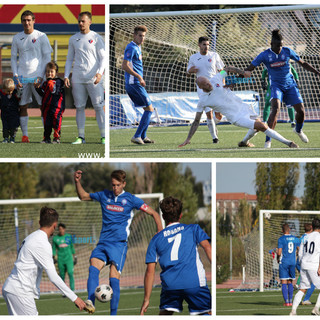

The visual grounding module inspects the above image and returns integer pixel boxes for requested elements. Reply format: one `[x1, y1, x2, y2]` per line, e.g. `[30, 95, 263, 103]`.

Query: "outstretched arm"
[140, 262, 156, 315]
[297, 59, 320, 76]
[74, 170, 91, 201]
[178, 112, 202, 147]
[144, 206, 163, 232]
[224, 66, 251, 78]
[200, 239, 211, 263]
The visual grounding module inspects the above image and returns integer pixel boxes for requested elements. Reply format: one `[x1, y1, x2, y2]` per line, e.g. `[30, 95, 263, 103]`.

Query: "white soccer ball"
[265, 212, 271, 220]
[95, 284, 113, 303]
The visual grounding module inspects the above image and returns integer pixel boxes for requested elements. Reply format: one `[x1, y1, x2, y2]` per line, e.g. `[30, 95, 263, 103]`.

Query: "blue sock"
[110, 277, 120, 315]
[304, 283, 315, 301]
[288, 283, 294, 303]
[282, 283, 289, 303]
[266, 135, 271, 142]
[295, 122, 303, 133]
[87, 266, 100, 305]
[135, 110, 152, 139]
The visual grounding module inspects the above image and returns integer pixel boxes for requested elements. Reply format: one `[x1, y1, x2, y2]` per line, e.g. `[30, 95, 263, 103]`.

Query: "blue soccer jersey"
[251, 47, 300, 89]
[123, 41, 143, 85]
[145, 223, 210, 290]
[278, 234, 300, 266]
[90, 190, 146, 243]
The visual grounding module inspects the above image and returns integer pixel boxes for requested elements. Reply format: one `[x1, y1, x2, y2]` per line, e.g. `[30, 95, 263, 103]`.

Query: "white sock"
[19, 116, 29, 136]
[207, 119, 217, 139]
[315, 292, 320, 309]
[76, 107, 86, 138]
[242, 129, 257, 143]
[264, 128, 291, 146]
[292, 290, 304, 311]
[95, 107, 105, 138]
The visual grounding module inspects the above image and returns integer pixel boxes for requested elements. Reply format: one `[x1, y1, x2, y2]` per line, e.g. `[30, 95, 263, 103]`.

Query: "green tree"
[302, 163, 320, 210]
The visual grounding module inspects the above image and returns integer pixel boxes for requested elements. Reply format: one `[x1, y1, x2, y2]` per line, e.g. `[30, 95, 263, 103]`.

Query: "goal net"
[239, 210, 320, 292]
[0, 194, 164, 295]
[110, 5, 320, 128]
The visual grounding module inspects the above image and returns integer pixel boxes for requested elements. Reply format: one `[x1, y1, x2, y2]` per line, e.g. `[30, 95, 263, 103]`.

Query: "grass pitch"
[0, 117, 105, 159]
[110, 122, 320, 158]
[216, 288, 318, 316]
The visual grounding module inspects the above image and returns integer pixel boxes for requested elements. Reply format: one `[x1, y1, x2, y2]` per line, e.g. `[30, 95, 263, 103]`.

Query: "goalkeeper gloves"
[73, 256, 77, 266]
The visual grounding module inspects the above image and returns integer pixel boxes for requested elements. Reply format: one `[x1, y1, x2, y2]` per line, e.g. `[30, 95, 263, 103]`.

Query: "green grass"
[216, 288, 318, 315]
[0, 117, 105, 158]
[110, 122, 320, 158]
[0, 287, 190, 316]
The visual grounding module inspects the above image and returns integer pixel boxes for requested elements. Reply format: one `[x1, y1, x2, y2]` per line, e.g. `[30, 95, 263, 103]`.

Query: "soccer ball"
[95, 284, 113, 303]
[265, 212, 271, 219]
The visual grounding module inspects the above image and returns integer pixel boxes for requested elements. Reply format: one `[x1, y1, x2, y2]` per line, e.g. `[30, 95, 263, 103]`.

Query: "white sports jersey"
[299, 231, 320, 270]
[188, 51, 224, 96]
[3, 229, 77, 301]
[198, 72, 257, 124]
[11, 30, 52, 78]
[64, 31, 105, 84]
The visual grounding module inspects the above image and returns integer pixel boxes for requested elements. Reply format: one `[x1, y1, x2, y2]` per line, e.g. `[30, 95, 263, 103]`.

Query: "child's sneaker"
[2, 138, 9, 143]
[41, 139, 51, 144]
[22, 135, 30, 143]
[52, 138, 60, 144]
[9, 137, 15, 144]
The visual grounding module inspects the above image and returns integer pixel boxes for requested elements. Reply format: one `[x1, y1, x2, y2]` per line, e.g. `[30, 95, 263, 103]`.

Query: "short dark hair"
[304, 223, 313, 233]
[58, 223, 66, 229]
[272, 29, 283, 42]
[312, 218, 320, 230]
[78, 11, 92, 21]
[39, 207, 59, 227]
[160, 196, 182, 224]
[198, 36, 209, 44]
[21, 10, 35, 21]
[111, 170, 126, 183]
[134, 25, 148, 34]
[46, 61, 59, 73]
[282, 223, 290, 233]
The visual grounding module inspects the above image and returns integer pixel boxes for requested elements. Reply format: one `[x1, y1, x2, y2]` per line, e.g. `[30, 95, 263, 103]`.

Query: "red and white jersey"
[11, 30, 53, 78]
[64, 30, 105, 84]
[300, 231, 320, 270]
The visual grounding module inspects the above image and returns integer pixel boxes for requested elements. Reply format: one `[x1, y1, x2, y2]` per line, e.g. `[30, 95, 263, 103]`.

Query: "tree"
[302, 163, 320, 210]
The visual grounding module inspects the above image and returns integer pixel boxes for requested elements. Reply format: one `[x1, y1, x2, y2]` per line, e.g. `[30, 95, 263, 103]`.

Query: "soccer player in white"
[2, 207, 86, 315]
[182, 36, 224, 146]
[64, 11, 105, 145]
[11, 10, 53, 143]
[290, 219, 320, 316]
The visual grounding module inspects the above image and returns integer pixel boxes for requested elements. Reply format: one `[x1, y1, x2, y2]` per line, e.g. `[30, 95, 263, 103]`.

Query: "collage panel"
[0, 162, 212, 316]
[0, 4, 105, 159]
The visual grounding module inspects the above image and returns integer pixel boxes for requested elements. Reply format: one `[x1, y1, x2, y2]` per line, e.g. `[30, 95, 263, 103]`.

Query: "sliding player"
[74, 169, 163, 315]
[179, 67, 298, 148]
[122, 25, 154, 145]
[245, 29, 320, 146]
[187, 36, 224, 144]
[140, 196, 211, 315]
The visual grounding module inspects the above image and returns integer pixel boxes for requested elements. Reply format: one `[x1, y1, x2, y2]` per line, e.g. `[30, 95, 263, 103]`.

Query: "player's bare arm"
[144, 207, 163, 232]
[74, 170, 91, 201]
[122, 59, 146, 87]
[187, 65, 199, 76]
[140, 262, 156, 315]
[276, 247, 282, 263]
[224, 66, 251, 78]
[178, 111, 202, 148]
[200, 239, 212, 263]
[297, 59, 320, 76]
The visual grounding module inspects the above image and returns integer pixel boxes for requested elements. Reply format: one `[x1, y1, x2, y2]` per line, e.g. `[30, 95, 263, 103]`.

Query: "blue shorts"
[279, 263, 296, 280]
[270, 84, 303, 106]
[90, 241, 127, 273]
[125, 83, 151, 108]
[160, 285, 211, 315]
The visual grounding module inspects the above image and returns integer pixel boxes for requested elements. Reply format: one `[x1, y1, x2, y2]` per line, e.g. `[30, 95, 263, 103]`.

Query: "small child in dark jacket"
[35, 61, 65, 143]
[0, 78, 20, 143]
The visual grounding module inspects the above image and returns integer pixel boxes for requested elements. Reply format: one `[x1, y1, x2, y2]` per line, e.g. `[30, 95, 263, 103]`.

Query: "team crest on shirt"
[32, 38, 36, 43]
[216, 84, 220, 87]
[107, 198, 111, 203]
[208, 58, 212, 63]
[121, 199, 127, 206]
[88, 39, 94, 44]
[281, 54, 285, 60]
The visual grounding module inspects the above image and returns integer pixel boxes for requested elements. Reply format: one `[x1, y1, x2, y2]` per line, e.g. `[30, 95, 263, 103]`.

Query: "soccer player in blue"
[277, 223, 300, 306]
[122, 25, 154, 145]
[140, 196, 211, 315]
[74, 169, 163, 315]
[246, 29, 320, 147]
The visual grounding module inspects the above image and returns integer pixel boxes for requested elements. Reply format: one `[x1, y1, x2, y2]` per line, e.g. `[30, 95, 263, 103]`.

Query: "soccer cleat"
[238, 141, 255, 147]
[41, 139, 51, 144]
[2, 138, 8, 143]
[131, 136, 144, 144]
[101, 137, 105, 144]
[264, 141, 271, 149]
[72, 137, 86, 144]
[143, 137, 154, 144]
[289, 142, 299, 148]
[311, 306, 320, 315]
[288, 303, 293, 306]
[84, 299, 95, 314]
[293, 128, 309, 143]
[302, 300, 312, 305]
[9, 137, 15, 144]
[22, 135, 30, 143]
[289, 310, 297, 316]
[291, 121, 296, 128]
[52, 138, 60, 144]
[213, 138, 219, 144]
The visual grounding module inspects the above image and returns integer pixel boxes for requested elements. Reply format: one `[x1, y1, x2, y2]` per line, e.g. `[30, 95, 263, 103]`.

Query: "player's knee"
[76, 105, 86, 112]
[145, 104, 153, 112]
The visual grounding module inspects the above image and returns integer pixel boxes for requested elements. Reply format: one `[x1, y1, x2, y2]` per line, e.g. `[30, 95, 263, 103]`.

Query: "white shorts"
[197, 89, 213, 114]
[2, 289, 38, 315]
[233, 114, 258, 130]
[300, 269, 320, 290]
[71, 81, 104, 108]
[20, 82, 42, 106]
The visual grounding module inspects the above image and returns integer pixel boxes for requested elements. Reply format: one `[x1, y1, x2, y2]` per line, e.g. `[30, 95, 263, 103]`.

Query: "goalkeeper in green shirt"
[52, 223, 77, 292]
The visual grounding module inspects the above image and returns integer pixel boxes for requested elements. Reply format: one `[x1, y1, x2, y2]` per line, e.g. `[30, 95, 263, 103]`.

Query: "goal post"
[110, 5, 320, 128]
[0, 193, 164, 295]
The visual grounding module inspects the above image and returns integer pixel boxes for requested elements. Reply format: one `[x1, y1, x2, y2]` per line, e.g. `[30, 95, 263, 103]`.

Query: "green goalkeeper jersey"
[52, 233, 75, 262]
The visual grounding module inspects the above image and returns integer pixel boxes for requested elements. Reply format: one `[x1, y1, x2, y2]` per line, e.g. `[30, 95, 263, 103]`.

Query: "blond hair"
[3, 78, 15, 91]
